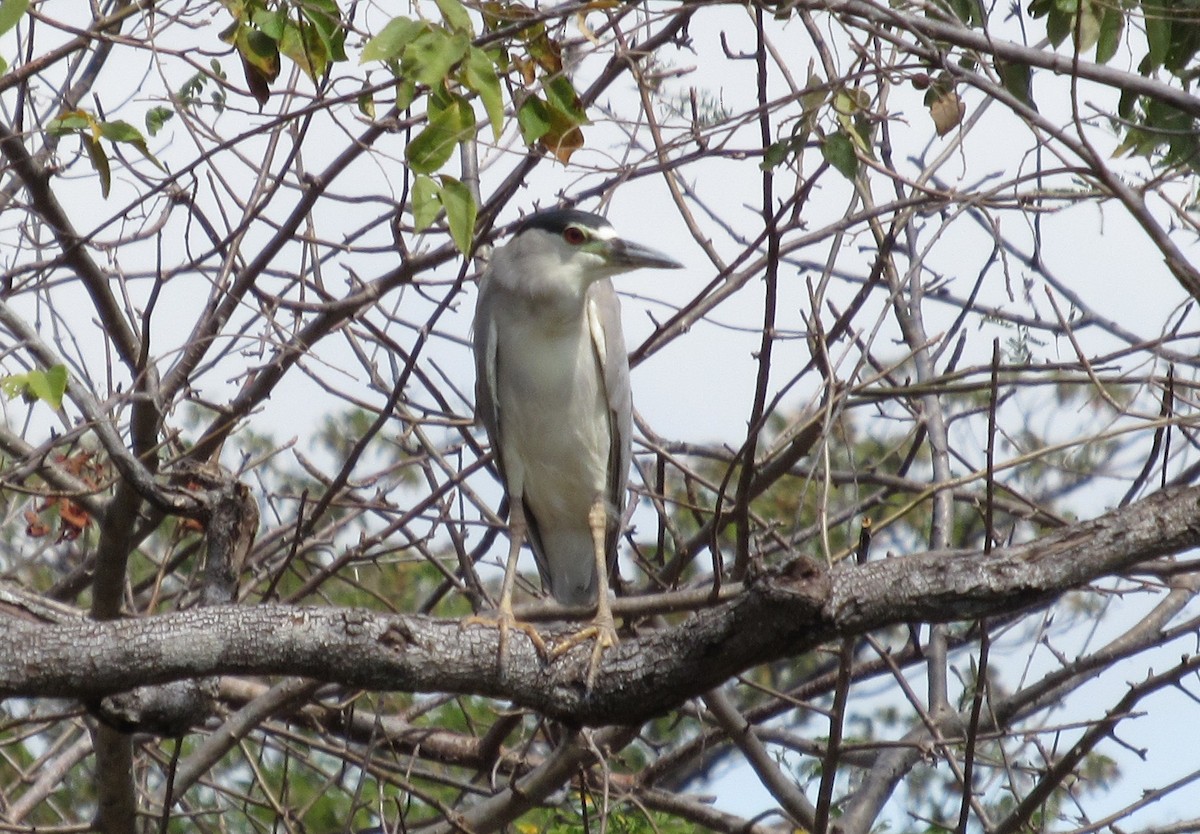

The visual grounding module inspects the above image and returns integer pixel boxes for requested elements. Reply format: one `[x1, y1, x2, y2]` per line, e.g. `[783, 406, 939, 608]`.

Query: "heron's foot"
[462, 611, 549, 662]
[550, 615, 618, 690]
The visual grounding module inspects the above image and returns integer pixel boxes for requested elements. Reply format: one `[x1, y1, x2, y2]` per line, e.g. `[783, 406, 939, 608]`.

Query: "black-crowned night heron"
[470, 207, 682, 681]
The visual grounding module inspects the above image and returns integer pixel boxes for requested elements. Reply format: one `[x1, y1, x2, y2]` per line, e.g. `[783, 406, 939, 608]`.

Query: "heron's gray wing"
[472, 276, 503, 466]
[474, 275, 554, 588]
[587, 279, 633, 567]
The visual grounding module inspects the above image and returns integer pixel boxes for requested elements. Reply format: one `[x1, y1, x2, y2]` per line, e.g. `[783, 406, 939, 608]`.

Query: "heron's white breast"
[494, 311, 610, 526]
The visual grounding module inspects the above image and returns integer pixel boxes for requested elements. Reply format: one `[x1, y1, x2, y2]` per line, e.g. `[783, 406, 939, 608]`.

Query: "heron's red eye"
[562, 226, 586, 246]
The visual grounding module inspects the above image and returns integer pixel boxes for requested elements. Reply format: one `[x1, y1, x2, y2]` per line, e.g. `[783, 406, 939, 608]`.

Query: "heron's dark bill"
[608, 239, 684, 271]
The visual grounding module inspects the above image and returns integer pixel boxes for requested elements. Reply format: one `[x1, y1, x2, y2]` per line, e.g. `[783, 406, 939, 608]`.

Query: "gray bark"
[2, 484, 1195, 726]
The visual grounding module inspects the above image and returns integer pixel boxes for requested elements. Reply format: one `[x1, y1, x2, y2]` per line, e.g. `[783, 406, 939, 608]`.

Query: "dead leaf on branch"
[21, 451, 106, 542]
[928, 88, 966, 136]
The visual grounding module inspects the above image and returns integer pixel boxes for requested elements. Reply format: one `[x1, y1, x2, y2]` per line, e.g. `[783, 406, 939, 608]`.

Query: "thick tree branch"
[3, 485, 1197, 726]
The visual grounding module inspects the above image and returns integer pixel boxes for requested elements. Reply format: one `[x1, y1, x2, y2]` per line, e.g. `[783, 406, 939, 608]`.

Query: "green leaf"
[1117, 87, 1137, 120]
[1146, 98, 1197, 168]
[801, 72, 826, 117]
[2, 366, 68, 410]
[234, 24, 281, 81]
[1095, 4, 1123, 63]
[403, 28, 469, 88]
[395, 77, 417, 110]
[362, 16, 420, 64]
[516, 96, 552, 144]
[1111, 127, 1146, 160]
[435, 0, 474, 34]
[796, 71, 826, 145]
[998, 61, 1034, 107]
[1046, 6, 1071, 46]
[98, 119, 166, 171]
[821, 131, 859, 180]
[84, 138, 112, 198]
[464, 46, 504, 139]
[251, 6, 287, 40]
[543, 75, 587, 124]
[832, 87, 873, 156]
[761, 140, 791, 170]
[0, 376, 20, 401]
[412, 175, 441, 231]
[439, 175, 476, 254]
[431, 88, 475, 127]
[406, 99, 475, 174]
[46, 110, 92, 136]
[0, 0, 27, 37]
[521, 19, 561, 74]
[1145, 2, 1170, 70]
[833, 86, 868, 116]
[298, 0, 347, 62]
[1075, 0, 1101, 51]
[1166, 14, 1200, 72]
[947, 0, 978, 25]
[357, 89, 376, 119]
[145, 106, 175, 136]
[510, 80, 586, 162]
[33, 365, 67, 409]
[98, 119, 144, 144]
[267, 0, 346, 79]
[833, 88, 866, 146]
[279, 17, 328, 80]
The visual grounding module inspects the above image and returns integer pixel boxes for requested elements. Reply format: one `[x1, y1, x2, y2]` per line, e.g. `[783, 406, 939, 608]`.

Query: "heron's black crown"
[513, 208, 612, 238]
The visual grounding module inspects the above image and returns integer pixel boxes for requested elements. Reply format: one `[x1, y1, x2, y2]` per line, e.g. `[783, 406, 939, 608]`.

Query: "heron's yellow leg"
[550, 501, 618, 688]
[464, 501, 548, 660]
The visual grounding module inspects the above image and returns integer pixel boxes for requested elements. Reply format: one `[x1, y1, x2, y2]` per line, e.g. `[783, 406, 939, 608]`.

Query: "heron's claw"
[463, 610, 549, 662]
[550, 615, 618, 690]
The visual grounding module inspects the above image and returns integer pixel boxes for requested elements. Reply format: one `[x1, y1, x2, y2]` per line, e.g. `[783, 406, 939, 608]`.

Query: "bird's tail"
[537, 529, 600, 606]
